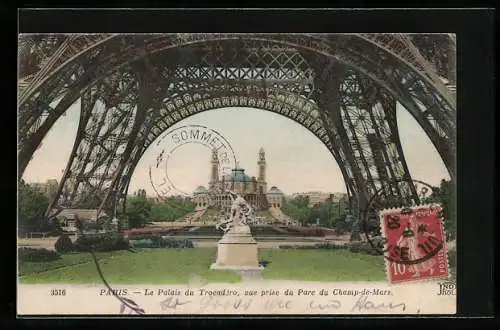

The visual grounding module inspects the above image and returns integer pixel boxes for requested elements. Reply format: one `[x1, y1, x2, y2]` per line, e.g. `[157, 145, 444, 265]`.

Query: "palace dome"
[193, 186, 209, 195]
[268, 186, 283, 195]
[228, 168, 253, 182]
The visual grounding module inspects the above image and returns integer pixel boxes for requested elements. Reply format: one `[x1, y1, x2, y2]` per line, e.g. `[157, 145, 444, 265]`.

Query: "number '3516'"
[49, 289, 66, 296]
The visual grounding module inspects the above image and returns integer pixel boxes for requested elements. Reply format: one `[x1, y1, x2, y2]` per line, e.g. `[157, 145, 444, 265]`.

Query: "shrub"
[46, 222, 64, 237]
[128, 236, 194, 249]
[348, 242, 380, 256]
[313, 243, 349, 250]
[124, 228, 171, 238]
[164, 238, 194, 248]
[74, 233, 130, 252]
[279, 243, 348, 250]
[130, 239, 156, 248]
[18, 247, 61, 262]
[54, 235, 73, 254]
[129, 235, 166, 248]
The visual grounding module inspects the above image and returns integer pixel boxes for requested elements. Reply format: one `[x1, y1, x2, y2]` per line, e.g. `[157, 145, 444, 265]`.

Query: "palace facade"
[193, 148, 284, 212]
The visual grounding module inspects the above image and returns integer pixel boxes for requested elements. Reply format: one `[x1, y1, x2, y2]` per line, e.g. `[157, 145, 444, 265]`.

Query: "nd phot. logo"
[437, 281, 456, 296]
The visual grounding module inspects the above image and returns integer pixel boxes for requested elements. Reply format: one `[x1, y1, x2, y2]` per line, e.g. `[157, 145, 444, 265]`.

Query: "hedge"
[73, 233, 130, 252]
[18, 247, 61, 262]
[128, 235, 194, 248]
[347, 242, 380, 256]
[279, 243, 349, 250]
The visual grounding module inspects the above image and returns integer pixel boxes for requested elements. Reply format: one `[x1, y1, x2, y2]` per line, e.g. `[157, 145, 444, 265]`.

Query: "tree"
[436, 179, 456, 241]
[125, 191, 152, 228]
[282, 195, 352, 228]
[421, 179, 456, 241]
[326, 195, 350, 230]
[282, 196, 311, 226]
[308, 204, 323, 225]
[18, 180, 50, 234]
[135, 189, 147, 198]
[150, 196, 196, 222]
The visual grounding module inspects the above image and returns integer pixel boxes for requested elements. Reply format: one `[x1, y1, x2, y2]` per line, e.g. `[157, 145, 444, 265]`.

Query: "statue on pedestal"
[211, 190, 263, 271]
[216, 191, 254, 234]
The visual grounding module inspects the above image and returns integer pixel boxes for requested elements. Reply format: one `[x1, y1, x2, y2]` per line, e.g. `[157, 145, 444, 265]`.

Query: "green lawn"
[19, 251, 128, 277]
[19, 248, 450, 284]
[260, 249, 386, 281]
[19, 249, 240, 284]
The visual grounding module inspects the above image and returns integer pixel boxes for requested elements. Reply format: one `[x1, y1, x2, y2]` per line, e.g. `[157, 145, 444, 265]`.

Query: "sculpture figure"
[215, 190, 254, 233]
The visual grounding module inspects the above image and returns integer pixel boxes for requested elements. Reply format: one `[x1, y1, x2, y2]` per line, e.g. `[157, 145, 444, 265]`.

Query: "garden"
[17, 178, 456, 284]
[19, 247, 389, 284]
[18, 231, 456, 284]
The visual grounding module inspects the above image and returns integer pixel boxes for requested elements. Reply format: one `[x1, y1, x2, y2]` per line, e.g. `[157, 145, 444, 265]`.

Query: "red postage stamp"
[379, 204, 450, 284]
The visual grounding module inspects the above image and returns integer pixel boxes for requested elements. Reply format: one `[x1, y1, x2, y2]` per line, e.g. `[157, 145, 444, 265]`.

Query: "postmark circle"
[360, 179, 445, 265]
[148, 124, 237, 202]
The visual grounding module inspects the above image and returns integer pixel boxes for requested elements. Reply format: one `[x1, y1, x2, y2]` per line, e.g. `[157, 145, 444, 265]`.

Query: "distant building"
[29, 179, 58, 200]
[54, 208, 108, 222]
[267, 186, 285, 208]
[291, 191, 342, 208]
[329, 192, 348, 203]
[192, 148, 285, 212]
[53, 208, 109, 232]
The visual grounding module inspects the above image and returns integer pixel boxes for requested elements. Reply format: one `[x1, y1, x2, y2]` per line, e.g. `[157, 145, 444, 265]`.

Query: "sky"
[22, 103, 451, 197]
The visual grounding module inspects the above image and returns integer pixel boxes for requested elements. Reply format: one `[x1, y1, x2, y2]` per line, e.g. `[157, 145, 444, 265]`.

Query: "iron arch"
[116, 102, 355, 209]
[44, 71, 416, 225]
[19, 34, 455, 183]
[17, 35, 452, 225]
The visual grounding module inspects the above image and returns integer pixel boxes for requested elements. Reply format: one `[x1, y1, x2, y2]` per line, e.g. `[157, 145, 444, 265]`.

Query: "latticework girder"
[357, 33, 455, 107]
[17, 34, 456, 220]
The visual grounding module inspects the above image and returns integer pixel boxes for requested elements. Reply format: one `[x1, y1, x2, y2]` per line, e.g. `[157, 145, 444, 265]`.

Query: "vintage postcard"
[17, 33, 457, 315]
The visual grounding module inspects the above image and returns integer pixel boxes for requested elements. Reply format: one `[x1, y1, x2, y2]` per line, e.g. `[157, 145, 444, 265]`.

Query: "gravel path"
[17, 237, 59, 250]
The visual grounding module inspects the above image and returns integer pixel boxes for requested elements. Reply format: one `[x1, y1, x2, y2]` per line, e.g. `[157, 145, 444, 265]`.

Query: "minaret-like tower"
[257, 147, 267, 194]
[209, 149, 219, 190]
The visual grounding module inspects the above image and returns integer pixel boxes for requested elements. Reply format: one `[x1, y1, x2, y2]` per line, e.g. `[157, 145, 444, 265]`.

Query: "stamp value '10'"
[379, 205, 450, 284]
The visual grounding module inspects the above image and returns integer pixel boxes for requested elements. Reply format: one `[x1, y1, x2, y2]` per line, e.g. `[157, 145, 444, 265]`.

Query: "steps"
[183, 209, 207, 223]
[268, 207, 299, 226]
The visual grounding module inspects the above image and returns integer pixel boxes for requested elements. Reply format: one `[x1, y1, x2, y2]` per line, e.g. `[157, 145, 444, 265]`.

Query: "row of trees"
[18, 182, 196, 232]
[18, 180, 51, 234]
[121, 191, 195, 228]
[282, 194, 351, 231]
[282, 179, 456, 240]
[19, 179, 455, 238]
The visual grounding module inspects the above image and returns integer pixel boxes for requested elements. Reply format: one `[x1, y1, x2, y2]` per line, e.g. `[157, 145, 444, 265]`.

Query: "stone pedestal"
[210, 225, 263, 270]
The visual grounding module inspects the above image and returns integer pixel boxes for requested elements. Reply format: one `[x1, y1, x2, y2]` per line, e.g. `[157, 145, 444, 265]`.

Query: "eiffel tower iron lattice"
[17, 33, 456, 224]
